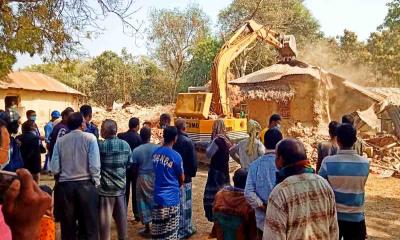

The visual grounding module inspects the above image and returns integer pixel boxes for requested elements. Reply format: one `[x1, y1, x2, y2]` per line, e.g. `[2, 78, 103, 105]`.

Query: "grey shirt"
[50, 130, 101, 186]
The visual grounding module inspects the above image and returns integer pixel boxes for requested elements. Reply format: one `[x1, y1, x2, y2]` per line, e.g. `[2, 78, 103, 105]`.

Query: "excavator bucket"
[279, 35, 297, 60]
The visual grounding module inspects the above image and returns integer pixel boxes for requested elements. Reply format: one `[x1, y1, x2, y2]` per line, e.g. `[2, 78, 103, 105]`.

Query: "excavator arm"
[211, 20, 297, 116]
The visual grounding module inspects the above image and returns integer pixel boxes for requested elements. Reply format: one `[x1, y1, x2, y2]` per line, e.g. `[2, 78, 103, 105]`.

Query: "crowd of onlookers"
[0, 104, 369, 240]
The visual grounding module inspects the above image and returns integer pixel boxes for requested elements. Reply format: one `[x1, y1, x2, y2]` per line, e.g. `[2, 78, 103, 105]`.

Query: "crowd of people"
[0, 104, 370, 240]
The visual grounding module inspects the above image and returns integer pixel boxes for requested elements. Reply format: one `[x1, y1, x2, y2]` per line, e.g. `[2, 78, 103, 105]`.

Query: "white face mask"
[276, 124, 281, 130]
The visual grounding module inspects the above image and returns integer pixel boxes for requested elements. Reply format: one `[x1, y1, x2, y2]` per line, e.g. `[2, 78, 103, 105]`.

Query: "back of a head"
[21, 120, 35, 133]
[140, 126, 152, 143]
[129, 117, 140, 129]
[233, 169, 248, 189]
[336, 123, 357, 149]
[328, 121, 340, 137]
[175, 118, 186, 132]
[62, 107, 74, 121]
[163, 126, 178, 144]
[264, 128, 283, 150]
[160, 113, 171, 127]
[101, 119, 118, 138]
[80, 105, 92, 118]
[277, 138, 307, 165]
[67, 112, 84, 130]
[341, 114, 354, 126]
[269, 114, 282, 124]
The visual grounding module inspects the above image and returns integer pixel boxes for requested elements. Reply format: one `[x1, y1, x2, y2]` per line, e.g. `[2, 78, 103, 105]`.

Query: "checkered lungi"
[178, 182, 196, 238]
[151, 205, 180, 240]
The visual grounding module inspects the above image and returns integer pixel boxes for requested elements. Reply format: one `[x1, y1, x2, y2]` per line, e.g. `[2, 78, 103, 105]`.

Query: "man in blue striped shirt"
[319, 123, 369, 240]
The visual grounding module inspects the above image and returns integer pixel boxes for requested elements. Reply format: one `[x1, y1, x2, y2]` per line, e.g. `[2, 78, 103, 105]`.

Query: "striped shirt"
[263, 173, 339, 240]
[319, 149, 369, 222]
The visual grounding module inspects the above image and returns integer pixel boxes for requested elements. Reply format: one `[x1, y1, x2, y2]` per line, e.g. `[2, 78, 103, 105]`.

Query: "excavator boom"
[211, 20, 297, 116]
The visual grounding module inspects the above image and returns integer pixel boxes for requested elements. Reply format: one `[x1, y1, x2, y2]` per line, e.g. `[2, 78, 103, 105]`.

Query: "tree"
[180, 36, 221, 92]
[218, 0, 322, 77]
[148, 4, 210, 102]
[91, 51, 125, 107]
[0, 0, 139, 79]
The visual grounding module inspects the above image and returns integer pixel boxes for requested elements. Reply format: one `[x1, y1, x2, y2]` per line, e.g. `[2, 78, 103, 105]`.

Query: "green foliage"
[148, 4, 210, 101]
[180, 36, 221, 92]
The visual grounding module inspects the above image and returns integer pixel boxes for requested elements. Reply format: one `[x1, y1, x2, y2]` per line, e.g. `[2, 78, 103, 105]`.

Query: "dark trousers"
[125, 167, 139, 218]
[338, 220, 366, 240]
[55, 180, 99, 240]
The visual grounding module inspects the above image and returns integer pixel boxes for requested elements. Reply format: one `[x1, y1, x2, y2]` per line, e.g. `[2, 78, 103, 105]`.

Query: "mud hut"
[0, 71, 84, 124]
[229, 61, 375, 134]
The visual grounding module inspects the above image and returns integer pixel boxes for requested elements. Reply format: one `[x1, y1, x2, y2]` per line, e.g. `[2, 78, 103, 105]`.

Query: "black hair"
[140, 127, 152, 143]
[269, 114, 282, 124]
[163, 126, 178, 144]
[233, 169, 248, 189]
[129, 117, 140, 129]
[264, 128, 283, 150]
[67, 112, 84, 130]
[21, 120, 35, 133]
[39, 185, 53, 196]
[336, 123, 357, 149]
[160, 113, 171, 123]
[342, 114, 355, 126]
[277, 138, 307, 165]
[0, 110, 10, 127]
[7, 121, 19, 134]
[328, 121, 340, 137]
[61, 107, 74, 119]
[80, 105, 92, 118]
[26, 110, 36, 118]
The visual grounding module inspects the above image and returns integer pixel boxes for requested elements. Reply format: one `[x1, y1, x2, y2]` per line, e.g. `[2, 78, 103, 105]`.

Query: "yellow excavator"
[175, 20, 297, 142]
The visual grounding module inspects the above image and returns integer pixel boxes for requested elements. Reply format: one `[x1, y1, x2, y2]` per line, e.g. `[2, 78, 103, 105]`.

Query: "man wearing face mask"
[260, 114, 282, 144]
[25, 110, 45, 148]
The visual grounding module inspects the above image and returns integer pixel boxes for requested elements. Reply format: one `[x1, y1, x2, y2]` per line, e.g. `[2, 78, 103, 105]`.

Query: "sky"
[14, 0, 390, 69]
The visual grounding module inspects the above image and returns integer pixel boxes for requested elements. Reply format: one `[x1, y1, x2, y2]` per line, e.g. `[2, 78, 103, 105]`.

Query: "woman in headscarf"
[229, 119, 265, 169]
[203, 119, 232, 223]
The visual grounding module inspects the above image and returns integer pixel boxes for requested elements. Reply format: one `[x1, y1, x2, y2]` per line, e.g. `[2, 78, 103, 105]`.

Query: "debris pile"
[92, 104, 175, 144]
[364, 134, 400, 176]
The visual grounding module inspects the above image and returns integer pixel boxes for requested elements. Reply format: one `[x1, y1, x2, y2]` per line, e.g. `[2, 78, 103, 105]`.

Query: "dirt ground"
[44, 164, 400, 240]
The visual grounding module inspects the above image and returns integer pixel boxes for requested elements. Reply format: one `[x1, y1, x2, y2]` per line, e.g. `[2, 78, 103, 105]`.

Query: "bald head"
[175, 118, 186, 132]
[276, 138, 307, 168]
[101, 119, 118, 139]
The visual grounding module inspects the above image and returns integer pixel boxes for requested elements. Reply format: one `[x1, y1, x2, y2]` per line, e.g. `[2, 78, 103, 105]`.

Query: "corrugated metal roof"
[367, 87, 400, 105]
[229, 61, 329, 85]
[0, 71, 84, 96]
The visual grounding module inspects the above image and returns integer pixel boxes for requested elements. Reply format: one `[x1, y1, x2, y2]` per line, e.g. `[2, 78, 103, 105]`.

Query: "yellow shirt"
[260, 128, 268, 145]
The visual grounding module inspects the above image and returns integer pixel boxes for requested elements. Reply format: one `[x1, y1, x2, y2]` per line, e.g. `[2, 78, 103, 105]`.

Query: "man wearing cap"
[43, 110, 61, 173]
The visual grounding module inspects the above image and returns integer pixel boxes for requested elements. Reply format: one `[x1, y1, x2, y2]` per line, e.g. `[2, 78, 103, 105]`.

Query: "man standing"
[118, 117, 142, 221]
[316, 121, 339, 172]
[263, 139, 338, 240]
[50, 112, 101, 240]
[152, 126, 184, 240]
[43, 110, 60, 173]
[260, 114, 282, 144]
[133, 127, 159, 237]
[49, 107, 74, 158]
[173, 118, 198, 239]
[342, 114, 364, 156]
[98, 119, 132, 240]
[319, 124, 369, 240]
[245, 128, 282, 239]
[80, 104, 99, 138]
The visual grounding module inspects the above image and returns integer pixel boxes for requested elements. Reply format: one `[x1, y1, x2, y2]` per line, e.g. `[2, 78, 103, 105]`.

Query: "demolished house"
[229, 61, 376, 135]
